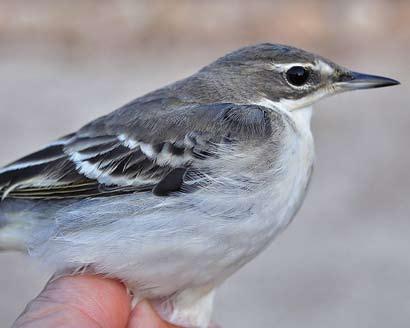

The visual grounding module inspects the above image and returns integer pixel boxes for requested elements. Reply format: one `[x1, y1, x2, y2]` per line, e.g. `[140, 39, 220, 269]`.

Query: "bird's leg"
[151, 287, 216, 328]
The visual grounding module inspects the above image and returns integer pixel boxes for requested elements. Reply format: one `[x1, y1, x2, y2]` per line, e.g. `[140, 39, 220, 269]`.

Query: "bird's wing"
[0, 102, 274, 200]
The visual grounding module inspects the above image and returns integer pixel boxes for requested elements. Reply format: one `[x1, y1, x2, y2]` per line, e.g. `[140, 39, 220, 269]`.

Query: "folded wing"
[0, 103, 273, 200]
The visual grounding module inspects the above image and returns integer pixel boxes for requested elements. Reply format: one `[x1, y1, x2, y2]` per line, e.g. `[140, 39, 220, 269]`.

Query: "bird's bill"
[334, 71, 400, 91]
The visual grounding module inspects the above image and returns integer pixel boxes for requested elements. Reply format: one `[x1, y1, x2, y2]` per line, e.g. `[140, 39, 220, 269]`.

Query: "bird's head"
[201, 43, 399, 111]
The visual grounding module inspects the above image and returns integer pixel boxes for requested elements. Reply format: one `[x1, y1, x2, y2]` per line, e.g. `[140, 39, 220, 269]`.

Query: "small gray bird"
[0, 44, 399, 327]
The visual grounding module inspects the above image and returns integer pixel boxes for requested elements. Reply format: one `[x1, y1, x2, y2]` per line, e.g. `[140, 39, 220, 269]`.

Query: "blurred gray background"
[0, 0, 409, 327]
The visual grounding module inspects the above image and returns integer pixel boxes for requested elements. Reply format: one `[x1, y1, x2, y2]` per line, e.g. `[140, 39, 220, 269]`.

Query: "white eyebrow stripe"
[315, 60, 334, 75]
[271, 62, 315, 72]
[271, 60, 334, 75]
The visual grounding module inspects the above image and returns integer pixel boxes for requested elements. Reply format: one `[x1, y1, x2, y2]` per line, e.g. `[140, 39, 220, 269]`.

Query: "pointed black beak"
[335, 71, 400, 91]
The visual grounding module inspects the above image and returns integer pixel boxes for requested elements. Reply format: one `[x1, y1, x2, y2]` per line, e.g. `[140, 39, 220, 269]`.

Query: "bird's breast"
[226, 106, 315, 257]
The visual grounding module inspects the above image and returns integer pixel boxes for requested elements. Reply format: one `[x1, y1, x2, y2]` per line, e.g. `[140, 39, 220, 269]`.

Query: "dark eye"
[286, 66, 310, 86]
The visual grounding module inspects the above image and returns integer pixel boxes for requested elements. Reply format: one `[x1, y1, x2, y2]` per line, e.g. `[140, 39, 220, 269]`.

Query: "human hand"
[13, 275, 179, 328]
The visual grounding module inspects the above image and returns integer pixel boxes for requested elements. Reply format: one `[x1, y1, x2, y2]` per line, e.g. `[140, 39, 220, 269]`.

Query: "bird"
[0, 43, 399, 327]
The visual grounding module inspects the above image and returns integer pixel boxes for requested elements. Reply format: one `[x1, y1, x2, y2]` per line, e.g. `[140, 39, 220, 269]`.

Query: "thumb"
[13, 275, 131, 328]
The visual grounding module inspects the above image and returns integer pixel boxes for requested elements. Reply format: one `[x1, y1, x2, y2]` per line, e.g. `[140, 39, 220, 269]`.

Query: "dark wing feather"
[0, 103, 273, 200]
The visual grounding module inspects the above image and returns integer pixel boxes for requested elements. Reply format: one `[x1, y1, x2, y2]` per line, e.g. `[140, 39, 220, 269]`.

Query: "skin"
[13, 275, 179, 328]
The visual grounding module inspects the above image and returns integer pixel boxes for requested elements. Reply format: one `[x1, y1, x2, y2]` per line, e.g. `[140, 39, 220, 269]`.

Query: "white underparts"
[151, 288, 215, 328]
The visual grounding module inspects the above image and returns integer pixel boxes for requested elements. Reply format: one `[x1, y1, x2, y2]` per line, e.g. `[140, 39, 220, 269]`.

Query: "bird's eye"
[286, 66, 310, 86]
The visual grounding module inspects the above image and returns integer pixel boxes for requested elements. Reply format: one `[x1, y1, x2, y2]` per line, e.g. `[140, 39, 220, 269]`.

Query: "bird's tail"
[0, 200, 37, 252]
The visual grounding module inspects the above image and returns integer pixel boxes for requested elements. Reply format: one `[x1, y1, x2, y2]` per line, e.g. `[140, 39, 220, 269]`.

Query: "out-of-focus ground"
[0, 1, 409, 327]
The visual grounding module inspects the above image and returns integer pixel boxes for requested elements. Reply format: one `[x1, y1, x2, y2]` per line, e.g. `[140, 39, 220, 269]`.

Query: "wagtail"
[0, 43, 399, 327]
